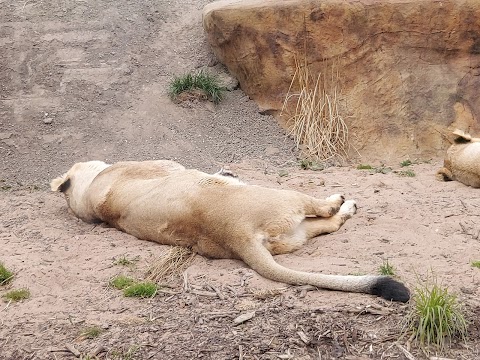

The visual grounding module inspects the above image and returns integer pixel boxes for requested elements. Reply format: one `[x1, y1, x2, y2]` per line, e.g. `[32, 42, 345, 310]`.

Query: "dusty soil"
[0, 1, 479, 359]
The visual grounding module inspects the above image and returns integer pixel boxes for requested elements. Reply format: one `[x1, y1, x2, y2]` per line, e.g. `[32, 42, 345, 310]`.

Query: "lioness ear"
[50, 175, 71, 192]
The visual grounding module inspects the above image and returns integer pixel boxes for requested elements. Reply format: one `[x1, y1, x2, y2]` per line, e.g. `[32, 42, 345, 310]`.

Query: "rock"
[43, 118, 53, 124]
[203, 0, 480, 162]
[264, 145, 279, 156]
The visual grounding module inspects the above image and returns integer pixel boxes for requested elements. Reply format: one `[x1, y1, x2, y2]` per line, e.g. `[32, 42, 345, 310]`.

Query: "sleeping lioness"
[437, 129, 480, 187]
[51, 160, 410, 302]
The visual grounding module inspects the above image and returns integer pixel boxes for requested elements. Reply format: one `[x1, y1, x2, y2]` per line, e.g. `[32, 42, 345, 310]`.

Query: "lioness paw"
[326, 193, 345, 204]
[339, 200, 357, 218]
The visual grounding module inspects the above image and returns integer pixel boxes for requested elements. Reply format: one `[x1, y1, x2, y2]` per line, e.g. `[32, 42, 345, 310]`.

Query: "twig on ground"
[233, 311, 256, 325]
[209, 284, 225, 300]
[190, 289, 218, 298]
[395, 343, 415, 360]
[65, 344, 81, 357]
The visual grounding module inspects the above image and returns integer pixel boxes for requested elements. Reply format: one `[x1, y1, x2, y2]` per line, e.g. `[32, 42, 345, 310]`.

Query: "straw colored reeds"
[282, 57, 349, 162]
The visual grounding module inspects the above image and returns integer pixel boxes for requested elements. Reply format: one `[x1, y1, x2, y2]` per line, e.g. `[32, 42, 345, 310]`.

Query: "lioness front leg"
[301, 200, 357, 239]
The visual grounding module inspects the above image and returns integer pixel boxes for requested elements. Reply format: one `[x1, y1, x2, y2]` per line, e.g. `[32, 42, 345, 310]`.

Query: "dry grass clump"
[145, 246, 195, 284]
[281, 57, 349, 162]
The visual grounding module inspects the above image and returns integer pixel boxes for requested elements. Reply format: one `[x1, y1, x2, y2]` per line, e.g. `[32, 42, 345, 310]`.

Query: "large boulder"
[203, 0, 480, 162]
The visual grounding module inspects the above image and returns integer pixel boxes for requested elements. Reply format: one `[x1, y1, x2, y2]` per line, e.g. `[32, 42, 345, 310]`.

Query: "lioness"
[437, 129, 480, 187]
[51, 160, 410, 302]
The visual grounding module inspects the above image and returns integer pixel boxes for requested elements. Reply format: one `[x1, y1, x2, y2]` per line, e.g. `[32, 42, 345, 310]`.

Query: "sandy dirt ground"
[1, 0, 479, 359]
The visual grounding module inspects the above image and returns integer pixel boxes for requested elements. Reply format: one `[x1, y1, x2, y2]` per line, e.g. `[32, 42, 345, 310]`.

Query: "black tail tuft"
[370, 277, 410, 302]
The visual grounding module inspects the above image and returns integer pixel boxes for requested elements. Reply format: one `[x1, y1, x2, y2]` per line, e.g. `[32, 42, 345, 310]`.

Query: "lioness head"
[436, 129, 480, 187]
[51, 161, 111, 221]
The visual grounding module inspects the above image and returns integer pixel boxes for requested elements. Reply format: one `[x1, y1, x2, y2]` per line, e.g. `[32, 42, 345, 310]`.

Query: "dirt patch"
[1, 0, 480, 359]
[1, 163, 480, 359]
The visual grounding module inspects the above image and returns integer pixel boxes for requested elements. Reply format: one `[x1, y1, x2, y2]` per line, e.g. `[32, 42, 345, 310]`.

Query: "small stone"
[43, 118, 53, 124]
[265, 146, 279, 156]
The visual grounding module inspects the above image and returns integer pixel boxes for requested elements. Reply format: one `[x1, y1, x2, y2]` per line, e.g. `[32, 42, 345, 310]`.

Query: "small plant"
[378, 260, 395, 276]
[400, 159, 412, 167]
[110, 275, 135, 290]
[169, 71, 225, 104]
[299, 159, 324, 171]
[406, 280, 468, 351]
[109, 345, 139, 360]
[278, 169, 289, 177]
[0, 262, 14, 285]
[0, 179, 11, 191]
[372, 166, 392, 174]
[123, 282, 157, 298]
[80, 355, 95, 360]
[471, 261, 480, 269]
[80, 326, 103, 339]
[3, 288, 30, 302]
[396, 170, 416, 177]
[357, 164, 392, 174]
[114, 255, 138, 267]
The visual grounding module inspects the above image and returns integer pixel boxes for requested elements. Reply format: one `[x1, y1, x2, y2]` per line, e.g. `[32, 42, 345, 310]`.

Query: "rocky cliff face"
[203, 0, 480, 162]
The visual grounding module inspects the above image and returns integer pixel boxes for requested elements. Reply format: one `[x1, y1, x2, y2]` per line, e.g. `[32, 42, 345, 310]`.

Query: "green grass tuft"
[471, 261, 480, 269]
[80, 326, 103, 339]
[406, 281, 468, 351]
[110, 275, 135, 290]
[3, 288, 30, 302]
[299, 159, 324, 171]
[169, 71, 225, 104]
[114, 255, 138, 267]
[396, 170, 416, 177]
[378, 260, 395, 276]
[123, 282, 157, 298]
[357, 164, 392, 174]
[110, 345, 139, 360]
[400, 159, 412, 167]
[0, 262, 14, 285]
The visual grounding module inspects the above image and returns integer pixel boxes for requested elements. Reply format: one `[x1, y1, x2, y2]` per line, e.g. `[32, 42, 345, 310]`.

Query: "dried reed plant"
[145, 246, 195, 284]
[281, 57, 349, 162]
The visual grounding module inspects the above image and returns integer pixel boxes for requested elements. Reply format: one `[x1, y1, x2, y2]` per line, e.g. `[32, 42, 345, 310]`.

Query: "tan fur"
[51, 160, 410, 301]
[437, 130, 480, 188]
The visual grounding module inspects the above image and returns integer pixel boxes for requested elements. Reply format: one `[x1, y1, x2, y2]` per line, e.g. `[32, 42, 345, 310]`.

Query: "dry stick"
[183, 271, 189, 292]
[1, 299, 12, 312]
[209, 284, 225, 300]
[65, 344, 81, 358]
[395, 343, 415, 360]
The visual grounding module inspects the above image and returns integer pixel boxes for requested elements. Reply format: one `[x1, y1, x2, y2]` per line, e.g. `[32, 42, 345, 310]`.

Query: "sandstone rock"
[203, 0, 480, 162]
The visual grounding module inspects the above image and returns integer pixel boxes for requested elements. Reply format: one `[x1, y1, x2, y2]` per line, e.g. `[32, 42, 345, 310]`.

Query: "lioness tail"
[237, 241, 410, 302]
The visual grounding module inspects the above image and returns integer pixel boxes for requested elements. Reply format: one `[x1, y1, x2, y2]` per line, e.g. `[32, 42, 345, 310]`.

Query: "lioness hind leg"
[302, 193, 345, 218]
[264, 200, 357, 255]
[301, 200, 357, 239]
